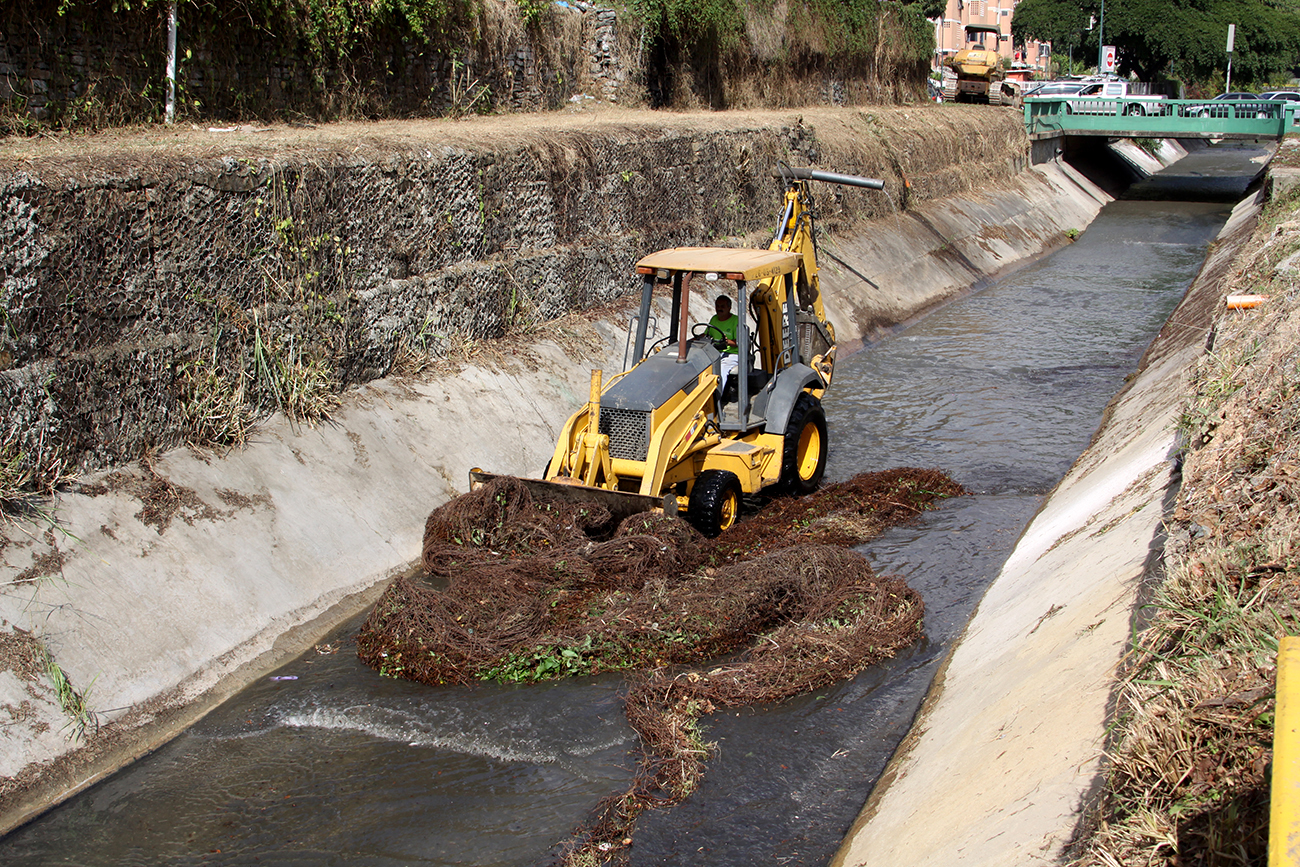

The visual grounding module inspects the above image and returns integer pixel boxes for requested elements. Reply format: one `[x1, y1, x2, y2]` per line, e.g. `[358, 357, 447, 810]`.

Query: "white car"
[1066, 81, 1168, 116]
[1023, 81, 1090, 98]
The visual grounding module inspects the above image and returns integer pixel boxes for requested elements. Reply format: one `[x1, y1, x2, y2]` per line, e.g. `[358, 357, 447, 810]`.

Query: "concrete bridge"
[1026, 96, 1299, 162]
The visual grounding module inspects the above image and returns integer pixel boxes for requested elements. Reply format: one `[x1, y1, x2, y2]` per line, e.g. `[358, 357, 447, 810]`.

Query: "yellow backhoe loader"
[472, 166, 883, 536]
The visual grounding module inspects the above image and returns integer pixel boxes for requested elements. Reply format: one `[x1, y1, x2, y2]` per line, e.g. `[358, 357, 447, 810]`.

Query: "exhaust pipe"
[775, 166, 885, 190]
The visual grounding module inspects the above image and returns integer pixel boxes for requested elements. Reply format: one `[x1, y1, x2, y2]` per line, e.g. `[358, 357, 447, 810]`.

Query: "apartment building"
[933, 0, 1050, 76]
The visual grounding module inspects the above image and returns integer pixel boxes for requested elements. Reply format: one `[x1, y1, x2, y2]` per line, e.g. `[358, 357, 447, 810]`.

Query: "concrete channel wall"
[0, 109, 1115, 834]
[831, 168, 1267, 866]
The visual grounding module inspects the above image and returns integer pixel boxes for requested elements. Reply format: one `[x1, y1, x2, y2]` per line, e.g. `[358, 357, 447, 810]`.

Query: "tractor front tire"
[780, 393, 828, 495]
[688, 470, 742, 538]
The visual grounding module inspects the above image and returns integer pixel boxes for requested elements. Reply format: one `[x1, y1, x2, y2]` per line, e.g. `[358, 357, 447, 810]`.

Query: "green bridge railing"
[1025, 97, 1300, 140]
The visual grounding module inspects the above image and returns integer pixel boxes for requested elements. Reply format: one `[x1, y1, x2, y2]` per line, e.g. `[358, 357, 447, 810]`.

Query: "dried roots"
[356, 468, 963, 862]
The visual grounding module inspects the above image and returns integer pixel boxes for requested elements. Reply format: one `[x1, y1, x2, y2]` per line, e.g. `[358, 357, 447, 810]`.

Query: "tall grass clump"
[0, 430, 73, 513]
[43, 649, 98, 743]
[178, 317, 340, 448]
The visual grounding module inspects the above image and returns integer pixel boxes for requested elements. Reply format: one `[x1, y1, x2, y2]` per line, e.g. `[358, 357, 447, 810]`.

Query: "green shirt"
[708, 313, 738, 354]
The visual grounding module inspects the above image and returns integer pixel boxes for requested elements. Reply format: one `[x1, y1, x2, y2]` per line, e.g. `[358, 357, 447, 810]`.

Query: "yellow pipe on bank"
[1272, 636, 1300, 867]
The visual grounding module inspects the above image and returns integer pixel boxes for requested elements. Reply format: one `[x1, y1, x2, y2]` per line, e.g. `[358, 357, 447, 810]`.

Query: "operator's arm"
[709, 315, 739, 352]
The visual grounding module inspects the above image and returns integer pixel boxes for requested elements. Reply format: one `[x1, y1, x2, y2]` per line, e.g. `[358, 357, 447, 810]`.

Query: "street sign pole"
[1225, 24, 1236, 92]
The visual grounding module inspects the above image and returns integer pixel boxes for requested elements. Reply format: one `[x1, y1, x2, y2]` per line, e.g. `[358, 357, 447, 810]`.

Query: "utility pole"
[1096, 0, 1105, 72]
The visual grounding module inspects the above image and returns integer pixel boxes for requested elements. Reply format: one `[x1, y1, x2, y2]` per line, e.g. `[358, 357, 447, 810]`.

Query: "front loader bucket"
[469, 469, 678, 525]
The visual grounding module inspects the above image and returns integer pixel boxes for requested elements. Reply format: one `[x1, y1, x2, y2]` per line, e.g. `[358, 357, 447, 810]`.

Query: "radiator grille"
[600, 408, 651, 461]
[799, 317, 831, 361]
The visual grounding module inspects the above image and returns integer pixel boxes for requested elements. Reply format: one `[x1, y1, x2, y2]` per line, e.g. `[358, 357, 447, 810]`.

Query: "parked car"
[1260, 91, 1300, 102]
[1023, 81, 1091, 98]
[1182, 92, 1276, 119]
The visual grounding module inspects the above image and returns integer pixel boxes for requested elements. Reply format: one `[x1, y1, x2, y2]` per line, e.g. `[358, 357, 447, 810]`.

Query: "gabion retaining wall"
[0, 110, 1027, 480]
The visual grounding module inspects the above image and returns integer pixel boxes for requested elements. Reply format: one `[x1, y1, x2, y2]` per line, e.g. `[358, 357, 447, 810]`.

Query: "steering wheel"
[691, 322, 729, 352]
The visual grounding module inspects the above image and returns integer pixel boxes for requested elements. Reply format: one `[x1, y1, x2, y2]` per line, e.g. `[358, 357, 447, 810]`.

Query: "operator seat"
[720, 368, 772, 405]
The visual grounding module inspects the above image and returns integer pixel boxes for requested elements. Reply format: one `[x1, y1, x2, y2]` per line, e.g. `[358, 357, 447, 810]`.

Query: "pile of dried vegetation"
[357, 467, 963, 862]
[1074, 176, 1300, 865]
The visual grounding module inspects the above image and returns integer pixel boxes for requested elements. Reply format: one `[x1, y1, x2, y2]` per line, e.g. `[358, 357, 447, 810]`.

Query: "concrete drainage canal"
[0, 143, 1266, 866]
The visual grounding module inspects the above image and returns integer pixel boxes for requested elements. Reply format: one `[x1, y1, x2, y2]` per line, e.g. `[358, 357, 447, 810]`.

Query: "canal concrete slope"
[819, 156, 1110, 349]
[830, 179, 1265, 866]
[0, 128, 1113, 832]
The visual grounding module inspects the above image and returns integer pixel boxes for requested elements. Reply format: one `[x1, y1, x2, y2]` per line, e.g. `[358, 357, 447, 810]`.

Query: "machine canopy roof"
[635, 246, 802, 282]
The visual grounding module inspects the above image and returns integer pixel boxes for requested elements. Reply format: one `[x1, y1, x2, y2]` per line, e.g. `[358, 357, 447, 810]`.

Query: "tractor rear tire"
[780, 393, 828, 495]
[687, 470, 742, 538]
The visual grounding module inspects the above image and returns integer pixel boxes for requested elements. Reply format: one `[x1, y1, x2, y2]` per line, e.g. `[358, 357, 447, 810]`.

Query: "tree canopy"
[1011, 0, 1300, 86]
[913, 0, 947, 20]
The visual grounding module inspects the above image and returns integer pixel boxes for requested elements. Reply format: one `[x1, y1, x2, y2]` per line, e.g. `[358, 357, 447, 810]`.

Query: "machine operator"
[709, 294, 740, 388]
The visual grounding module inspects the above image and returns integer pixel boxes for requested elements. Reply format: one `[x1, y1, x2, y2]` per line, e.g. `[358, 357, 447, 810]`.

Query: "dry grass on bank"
[1074, 168, 1300, 865]
[0, 104, 1020, 185]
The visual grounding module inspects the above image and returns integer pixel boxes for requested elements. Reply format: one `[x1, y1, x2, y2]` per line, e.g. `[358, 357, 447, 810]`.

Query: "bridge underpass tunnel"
[1033, 135, 1271, 201]
[1064, 135, 1149, 196]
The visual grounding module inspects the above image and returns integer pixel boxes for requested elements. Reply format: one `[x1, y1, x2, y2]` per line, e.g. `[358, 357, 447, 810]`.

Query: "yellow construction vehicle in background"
[472, 166, 883, 536]
[947, 24, 1006, 104]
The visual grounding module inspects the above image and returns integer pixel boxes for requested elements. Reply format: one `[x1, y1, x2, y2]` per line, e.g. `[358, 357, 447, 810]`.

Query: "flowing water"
[0, 144, 1265, 866]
